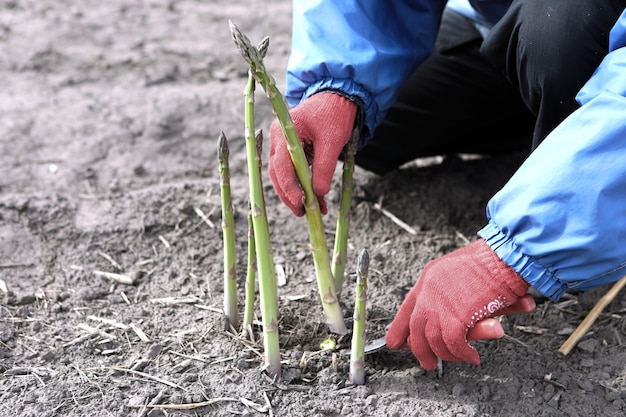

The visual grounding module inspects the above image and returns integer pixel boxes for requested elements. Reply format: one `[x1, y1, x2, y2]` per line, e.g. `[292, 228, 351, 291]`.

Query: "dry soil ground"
[0, 1, 625, 416]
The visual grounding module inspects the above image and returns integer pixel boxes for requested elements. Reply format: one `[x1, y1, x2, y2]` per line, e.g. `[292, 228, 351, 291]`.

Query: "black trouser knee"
[481, 0, 626, 148]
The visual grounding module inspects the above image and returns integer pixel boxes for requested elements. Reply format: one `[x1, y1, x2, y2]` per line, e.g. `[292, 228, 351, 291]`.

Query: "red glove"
[386, 238, 534, 370]
[269, 92, 357, 217]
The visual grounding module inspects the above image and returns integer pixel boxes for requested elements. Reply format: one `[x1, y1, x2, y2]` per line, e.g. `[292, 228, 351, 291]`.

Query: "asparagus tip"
[218, 131, 229, 160]
[255, 129, 263, 155]
[357, 249, 370, 282]
[258, 36, 270, 59]
[229, 20, 260, 67]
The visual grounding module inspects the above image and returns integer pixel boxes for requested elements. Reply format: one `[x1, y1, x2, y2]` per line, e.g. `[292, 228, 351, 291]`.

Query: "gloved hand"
[269, 92, 358, 217]
[385, 238, 534, 370]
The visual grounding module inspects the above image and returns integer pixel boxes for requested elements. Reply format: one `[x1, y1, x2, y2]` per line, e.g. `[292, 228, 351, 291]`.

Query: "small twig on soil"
[240, 397, 270, 413]
[194, 206, 215, 228]
[158, 235, 171, 249]
[454, 230, 471, 245]
[263, 391, 275, 417]
[559, 274, 626, 355]
[193, 304, 224, 314]
[97, 251, 122, 270]
[132, 397, 239, 410]
[130, 323, 150, 342]
[372, 198, 418, 235]
[208, 356, 237, 365]
[139, 388, 166, 417]
[5, 366, 52, 376]
[93, 269, 135, 285]
[0, 263, 35, 269]
[63, 324, 115, 347]
[168, 350, 208, 363]
[5, 367, 50, 387]
[502, 334, 541, 355]
[150, 296, 202, 304]
[87, 315, 129, 330]
[543, 373, 567, 390]
[92, 367, 187, 391]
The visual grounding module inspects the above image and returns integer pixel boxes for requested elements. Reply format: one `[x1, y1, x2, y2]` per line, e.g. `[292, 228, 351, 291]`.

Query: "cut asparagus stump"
[229, 21, 348, 335]
[350, 249, 369, 385]
[218, 131, 239, 331]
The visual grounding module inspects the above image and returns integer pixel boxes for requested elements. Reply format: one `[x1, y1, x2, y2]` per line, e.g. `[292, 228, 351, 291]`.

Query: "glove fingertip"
[466, 350, 481, 366]
[408, 329, 439, 371]
[286, 191, 306, 217]
[418, 356, 439, 372]
[385, 331, 406, 350]
[459, 342, 481, 366]
[318, 197, 327, 215]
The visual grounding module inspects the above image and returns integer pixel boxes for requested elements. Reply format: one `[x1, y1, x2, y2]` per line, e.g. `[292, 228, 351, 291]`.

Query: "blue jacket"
[286, 1, 626, 299]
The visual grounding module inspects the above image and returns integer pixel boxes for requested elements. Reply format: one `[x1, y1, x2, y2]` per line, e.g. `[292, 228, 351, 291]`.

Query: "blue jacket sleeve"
[479, 9, 626, 300]
[286, 0, 447, 145]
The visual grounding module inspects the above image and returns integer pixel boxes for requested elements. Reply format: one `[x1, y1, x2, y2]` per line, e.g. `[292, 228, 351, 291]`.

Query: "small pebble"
[451, 383, 465, 397]
[577, 379, 594, 392]
[127, 395, 146, 407]
[365, 394, 378, 407]
[577, 338, 597, 353]
[580, 358, 594, 367]
[146, 409, 166, 417]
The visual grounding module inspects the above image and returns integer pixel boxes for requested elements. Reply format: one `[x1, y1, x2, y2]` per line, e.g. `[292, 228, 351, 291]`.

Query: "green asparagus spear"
[332, 127, 359, 296]
[242, 207, 256, 340]
[350, 249, 369, 385]
[244, 65, 281, 377]
[229, 21, 347, 335]
[218, 131, 239, 331]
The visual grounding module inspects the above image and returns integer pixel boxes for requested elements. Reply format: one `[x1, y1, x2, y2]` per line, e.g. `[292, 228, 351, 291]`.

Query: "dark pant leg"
[481, 0, 626, 149]
[355, 8, 534, 175]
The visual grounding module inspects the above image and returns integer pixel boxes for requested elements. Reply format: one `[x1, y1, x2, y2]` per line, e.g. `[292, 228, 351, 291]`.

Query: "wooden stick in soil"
[244, 65, 281, 377]
[558, 274, 626, 356]
[350, 249, 369, 385]
[230, 21, 348, 335]
[331, 127, 359, 296]
[218, 131, 239, 331]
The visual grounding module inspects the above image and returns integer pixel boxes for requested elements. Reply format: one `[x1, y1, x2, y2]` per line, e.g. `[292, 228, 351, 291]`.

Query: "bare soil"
[1, 1, 625, 416]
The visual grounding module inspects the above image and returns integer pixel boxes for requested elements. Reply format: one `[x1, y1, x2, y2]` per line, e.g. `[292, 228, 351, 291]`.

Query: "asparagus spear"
[242, 118, 271, 340]
[218, 131, 239, 331]
[242, 35, 270, 341]
[229, 21, 348, 335]
[241, 207, 256, 340]
[244, 64, 281, 377]
[350, 249, 369, 385]
[332, 127, 359, 296]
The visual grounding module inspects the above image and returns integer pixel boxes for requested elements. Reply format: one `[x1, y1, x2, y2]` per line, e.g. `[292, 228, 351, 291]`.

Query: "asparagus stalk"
[331, 127, 359, 296]
[244, 62, 281, 377]
[350, 249, 369, 385]
[242, 125, 270, 340]
[229, 21, 348, 335]
[241, 207, 256, 339]
[218, 131, 239, 331]
[242, 36, 270, 340]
